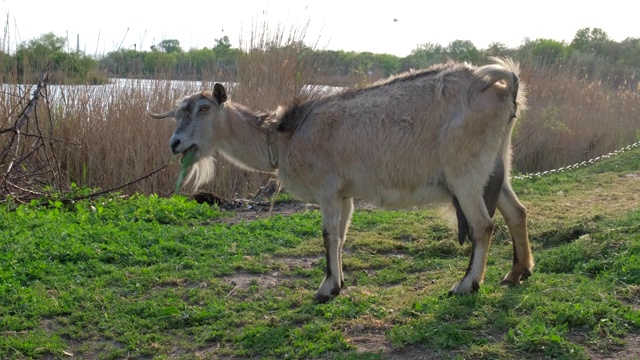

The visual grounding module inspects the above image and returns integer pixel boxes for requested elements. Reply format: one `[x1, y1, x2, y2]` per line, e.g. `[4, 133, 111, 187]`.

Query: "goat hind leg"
[448, 185, 495, 295]
[454, 157, 504, 245]
[497, 183, 533, 285]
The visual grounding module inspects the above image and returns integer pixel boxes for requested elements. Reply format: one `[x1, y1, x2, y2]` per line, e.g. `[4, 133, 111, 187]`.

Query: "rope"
[511, 140, 640, 181]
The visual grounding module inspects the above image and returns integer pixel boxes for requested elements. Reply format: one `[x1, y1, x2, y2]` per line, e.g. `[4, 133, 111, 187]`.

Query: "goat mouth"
[180, 145, 198, 165]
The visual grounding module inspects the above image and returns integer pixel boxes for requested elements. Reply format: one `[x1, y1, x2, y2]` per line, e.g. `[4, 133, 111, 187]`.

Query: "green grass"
[2, 149, 640, 359]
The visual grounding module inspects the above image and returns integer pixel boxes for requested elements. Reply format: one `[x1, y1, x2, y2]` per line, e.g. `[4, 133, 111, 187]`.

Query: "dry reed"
[2, 33, 639, 201]
[513, 61, 640, 174]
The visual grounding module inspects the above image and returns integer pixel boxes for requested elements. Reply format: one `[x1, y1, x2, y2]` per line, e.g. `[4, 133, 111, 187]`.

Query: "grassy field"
[1, 145, 640, 359]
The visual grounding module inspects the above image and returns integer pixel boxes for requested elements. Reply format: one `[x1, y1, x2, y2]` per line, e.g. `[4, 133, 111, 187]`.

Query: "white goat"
[152, 57, 534, 303]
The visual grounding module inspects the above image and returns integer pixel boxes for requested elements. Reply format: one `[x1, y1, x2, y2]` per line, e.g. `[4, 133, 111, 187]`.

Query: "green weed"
[2, 150, 640, 358]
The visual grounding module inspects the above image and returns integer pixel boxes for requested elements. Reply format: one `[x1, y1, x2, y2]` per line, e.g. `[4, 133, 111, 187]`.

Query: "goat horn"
[149, 109, 177, 119]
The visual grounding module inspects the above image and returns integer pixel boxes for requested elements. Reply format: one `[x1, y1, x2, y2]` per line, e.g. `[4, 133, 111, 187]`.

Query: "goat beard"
[175, 147, 216, 193]
[183, 155, 216, 191]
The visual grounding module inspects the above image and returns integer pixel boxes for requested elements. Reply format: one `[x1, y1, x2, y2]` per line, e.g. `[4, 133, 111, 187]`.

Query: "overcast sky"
[1, 0, 637, 57]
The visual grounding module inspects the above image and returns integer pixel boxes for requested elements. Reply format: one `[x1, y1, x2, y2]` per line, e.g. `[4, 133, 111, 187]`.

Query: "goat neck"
[215, 103, 279, 173]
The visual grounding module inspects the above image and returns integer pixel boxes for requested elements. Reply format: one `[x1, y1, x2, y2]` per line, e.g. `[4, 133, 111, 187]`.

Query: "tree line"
[1, 28, 639, 88]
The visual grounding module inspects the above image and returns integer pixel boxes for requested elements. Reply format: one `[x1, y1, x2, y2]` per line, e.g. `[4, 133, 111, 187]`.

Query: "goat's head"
[151, 83, 228, 161]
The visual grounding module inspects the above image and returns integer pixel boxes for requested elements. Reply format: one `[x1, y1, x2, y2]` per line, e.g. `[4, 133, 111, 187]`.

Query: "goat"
[151, 57, 534, 303]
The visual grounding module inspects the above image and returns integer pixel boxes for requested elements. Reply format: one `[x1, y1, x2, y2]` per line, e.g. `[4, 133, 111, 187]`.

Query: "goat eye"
[199, 104, 210, 112]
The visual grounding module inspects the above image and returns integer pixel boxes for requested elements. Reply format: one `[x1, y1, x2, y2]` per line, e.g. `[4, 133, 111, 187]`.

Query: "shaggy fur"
[152, 57, 534, 303]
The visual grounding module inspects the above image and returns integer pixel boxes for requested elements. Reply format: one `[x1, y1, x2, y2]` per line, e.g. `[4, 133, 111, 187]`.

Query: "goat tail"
[471, 57, 528, 113]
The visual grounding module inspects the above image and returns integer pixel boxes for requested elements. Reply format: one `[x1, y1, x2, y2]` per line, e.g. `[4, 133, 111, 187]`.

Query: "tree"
[617, 37, 640, 67]
[21, 32, 66, 53]
[100, 49, 144, 76]
[144, 51, 179, 75]
[151, 39, 183, 54]
[15, 32, 102, 83]
[520, 38, 568, 64]
[400, 42, 446, 71]
[16, 32, 67, 69]
[485, 42, 509, 57]
[446, 40, 480, 63]
[375, 53, 400, 77]
[213, 36, 232, 53]
[570, 27, 610, 55]
[212, 36, 238, 70]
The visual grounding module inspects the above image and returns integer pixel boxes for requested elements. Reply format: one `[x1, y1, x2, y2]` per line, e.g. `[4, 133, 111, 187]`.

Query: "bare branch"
[11, 132, 82, 146]
[1, 66, 50, 166]
[57, 165, 169, 203]
[13, 67, 49, 133]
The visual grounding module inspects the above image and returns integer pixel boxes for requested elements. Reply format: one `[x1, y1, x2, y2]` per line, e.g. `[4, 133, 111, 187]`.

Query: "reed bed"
[1, 38, 639, 201]
[514, 62, 640, 174]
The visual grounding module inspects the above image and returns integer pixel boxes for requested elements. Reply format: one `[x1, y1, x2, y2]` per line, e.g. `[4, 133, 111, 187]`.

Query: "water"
[2, 78, 340, 114]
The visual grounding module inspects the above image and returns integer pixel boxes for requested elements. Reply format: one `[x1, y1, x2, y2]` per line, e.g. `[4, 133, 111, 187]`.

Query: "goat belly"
[359, 184, 451, 210]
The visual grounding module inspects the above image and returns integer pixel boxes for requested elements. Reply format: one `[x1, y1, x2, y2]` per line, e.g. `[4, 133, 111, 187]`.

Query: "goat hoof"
[313, 293, 334, 304]
[500, 278, 518, 286]
[449, 279, 480, 296]
[501, 268, 533, 285]
[315, 278, 341, 303]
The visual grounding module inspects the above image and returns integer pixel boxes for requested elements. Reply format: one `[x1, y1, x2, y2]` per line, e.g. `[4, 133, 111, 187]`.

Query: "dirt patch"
[343, 315, 394, 355]
[193, 185, 379, 225]
[270, 255, 319, 270]
[341, 314, 448, 359]
[193, 180, 321, 225]
[348, 337, 446, 360]
[581, 333, 640, 360]
[219, 256, 320, 298]
[220, 272, 283, 291]
[210, 199, 380, 224]
[210, 199, 319, 225]
[385, 345, 448, 360]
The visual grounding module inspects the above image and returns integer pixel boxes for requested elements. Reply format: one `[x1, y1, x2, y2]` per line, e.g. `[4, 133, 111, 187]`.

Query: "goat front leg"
[338, 197, 354, 288]
[315, 198, 345, 303]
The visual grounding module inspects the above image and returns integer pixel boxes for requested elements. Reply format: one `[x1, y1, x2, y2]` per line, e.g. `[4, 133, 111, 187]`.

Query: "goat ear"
[213, 83, 228, 105]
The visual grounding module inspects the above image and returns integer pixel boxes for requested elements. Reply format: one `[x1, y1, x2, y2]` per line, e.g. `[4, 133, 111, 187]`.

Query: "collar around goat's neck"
[266, 129, 278, 169]
[254, 114, 278, 169]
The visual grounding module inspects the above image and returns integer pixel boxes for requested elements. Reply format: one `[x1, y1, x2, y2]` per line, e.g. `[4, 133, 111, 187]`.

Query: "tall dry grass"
[52, 79, 192, 196]
[2, 33, 639, 201]
[513, 61, 640, 173]
[1, 19, 334, 201]
[1, 75, 198, 199]
[193, 18, 332, 198]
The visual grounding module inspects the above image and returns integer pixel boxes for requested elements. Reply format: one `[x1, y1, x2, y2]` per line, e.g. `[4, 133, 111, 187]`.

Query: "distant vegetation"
[0, 33, 107, 84]
[1, 27, 639, 200]
[2, 28, 640, 88]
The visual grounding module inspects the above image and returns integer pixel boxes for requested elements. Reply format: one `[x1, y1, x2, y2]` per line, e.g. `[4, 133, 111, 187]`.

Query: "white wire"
[511, 140, 640, 181]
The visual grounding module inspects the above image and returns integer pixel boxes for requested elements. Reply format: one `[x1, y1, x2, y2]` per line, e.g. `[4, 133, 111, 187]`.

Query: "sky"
[1, 0, 637, 57]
